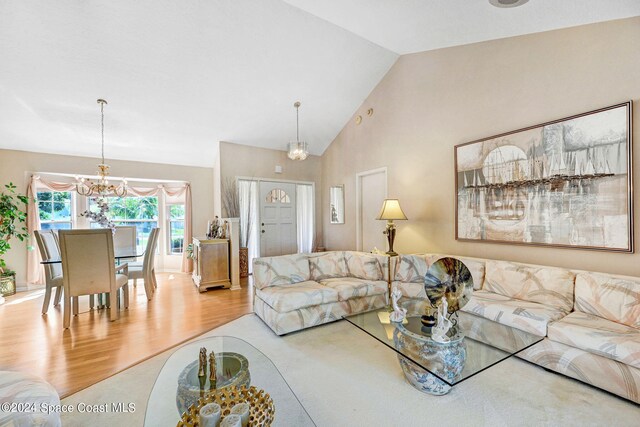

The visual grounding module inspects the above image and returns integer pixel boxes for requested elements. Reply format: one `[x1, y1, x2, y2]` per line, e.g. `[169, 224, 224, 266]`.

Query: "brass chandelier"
[76, 99, 128, 197]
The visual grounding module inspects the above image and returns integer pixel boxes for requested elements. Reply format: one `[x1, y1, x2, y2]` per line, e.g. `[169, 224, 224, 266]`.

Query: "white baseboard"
[15, 283, 44, 292]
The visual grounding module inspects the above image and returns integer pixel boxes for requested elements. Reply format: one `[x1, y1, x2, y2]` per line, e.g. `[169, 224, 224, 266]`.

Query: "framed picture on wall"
[455, 101, 633, 252]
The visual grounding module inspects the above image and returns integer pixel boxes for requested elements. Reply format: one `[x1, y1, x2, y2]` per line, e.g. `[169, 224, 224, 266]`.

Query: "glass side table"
[144, 336, 315, 426]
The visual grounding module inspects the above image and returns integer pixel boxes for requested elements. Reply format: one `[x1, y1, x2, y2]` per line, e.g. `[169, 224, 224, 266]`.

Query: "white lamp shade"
[376, 199, 407, 221]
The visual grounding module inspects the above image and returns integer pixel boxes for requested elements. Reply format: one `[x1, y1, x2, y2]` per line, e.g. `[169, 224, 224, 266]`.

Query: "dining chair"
[149, 227, 160, 289]
[58, 229, 130, 329]
[113, 226, 137, 261]
[34, 230, 64, 315]
[128, 227, 159, 301]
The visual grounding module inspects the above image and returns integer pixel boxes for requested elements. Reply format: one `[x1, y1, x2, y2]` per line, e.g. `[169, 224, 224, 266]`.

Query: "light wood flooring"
[0, 273, 253, 398]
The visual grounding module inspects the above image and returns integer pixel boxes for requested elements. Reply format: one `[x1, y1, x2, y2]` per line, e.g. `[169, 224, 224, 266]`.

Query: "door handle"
[261, 222, 265, 226]
[261, 230, 265, 233]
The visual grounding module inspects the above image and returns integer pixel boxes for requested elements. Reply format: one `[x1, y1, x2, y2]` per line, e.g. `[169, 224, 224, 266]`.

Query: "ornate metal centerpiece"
[391, 257, 474, 395]
[178, 385, 275, 427]
[176, 348, 250, 415]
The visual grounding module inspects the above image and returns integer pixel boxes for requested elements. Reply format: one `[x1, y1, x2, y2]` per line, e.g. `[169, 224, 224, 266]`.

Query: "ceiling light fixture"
[287, 101, 309, 161]
[488, 0, 529, 8]
[76, 99, 128, 197]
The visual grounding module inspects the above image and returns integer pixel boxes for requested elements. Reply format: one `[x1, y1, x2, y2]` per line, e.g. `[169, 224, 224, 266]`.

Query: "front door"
[259, 181, 297, 257]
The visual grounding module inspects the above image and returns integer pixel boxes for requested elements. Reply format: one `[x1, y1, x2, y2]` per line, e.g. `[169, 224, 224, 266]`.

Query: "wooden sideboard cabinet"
[192, 237, 231, 292]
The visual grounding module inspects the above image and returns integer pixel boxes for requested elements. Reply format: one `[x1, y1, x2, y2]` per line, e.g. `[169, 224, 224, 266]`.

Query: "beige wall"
[321, 17, 640, 276]
[218, 142, 323, 246]
[0, 149, 215, 285]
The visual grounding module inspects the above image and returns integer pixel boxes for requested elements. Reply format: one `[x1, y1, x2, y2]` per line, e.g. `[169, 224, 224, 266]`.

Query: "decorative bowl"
[178, 385, 275, 427]
[176, 352, 250, 415]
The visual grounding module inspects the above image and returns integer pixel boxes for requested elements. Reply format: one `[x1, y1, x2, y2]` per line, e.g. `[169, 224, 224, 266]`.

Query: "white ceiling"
[284, 0, 640, 54]
[0, 1, 397, 167]
[1, 1, 638, 167]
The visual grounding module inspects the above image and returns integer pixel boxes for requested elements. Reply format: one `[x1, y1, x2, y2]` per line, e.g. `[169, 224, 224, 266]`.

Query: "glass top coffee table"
[344, 301, 543, 395]
[145, 336, 315, 426]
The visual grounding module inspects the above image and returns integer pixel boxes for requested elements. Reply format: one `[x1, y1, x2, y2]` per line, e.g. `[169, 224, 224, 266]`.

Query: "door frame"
[236, 176, 316, 257]
[355, 167, 388, 252]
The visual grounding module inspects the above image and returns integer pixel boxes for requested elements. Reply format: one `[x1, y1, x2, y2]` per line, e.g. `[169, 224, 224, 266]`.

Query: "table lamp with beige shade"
[376, 199, 407, 256]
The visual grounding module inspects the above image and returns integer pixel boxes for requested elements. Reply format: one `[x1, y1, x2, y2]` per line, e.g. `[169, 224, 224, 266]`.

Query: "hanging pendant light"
[76, 99, 128, 197]
[287, 101, 309, 161]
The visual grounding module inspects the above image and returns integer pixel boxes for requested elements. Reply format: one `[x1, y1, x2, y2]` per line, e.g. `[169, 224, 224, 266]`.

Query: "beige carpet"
[62, 314, 640, 426]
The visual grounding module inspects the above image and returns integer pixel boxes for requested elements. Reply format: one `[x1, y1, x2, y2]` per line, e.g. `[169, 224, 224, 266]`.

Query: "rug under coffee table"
[344, 304, 543, 395]
[144, 336, 315, 426]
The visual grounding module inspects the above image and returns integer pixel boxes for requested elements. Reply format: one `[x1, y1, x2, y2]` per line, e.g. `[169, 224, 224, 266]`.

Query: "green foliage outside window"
[92, 196, 158, 220]
[169, 204, 185, 254]
[37, 191, 71, 222]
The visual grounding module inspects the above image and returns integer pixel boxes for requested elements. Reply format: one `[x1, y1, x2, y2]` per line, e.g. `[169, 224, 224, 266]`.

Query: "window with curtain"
[37, 190, 72, 230]
[89, 196, 158, 252]
[167, 204, 185, 254]
[296, 184, 314, 253]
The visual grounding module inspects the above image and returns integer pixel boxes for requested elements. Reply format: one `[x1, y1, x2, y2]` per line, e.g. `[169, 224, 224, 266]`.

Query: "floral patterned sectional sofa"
[392, 253, 640, 404]
[253, 251, 389, 336]
[254, 251, 639, 404]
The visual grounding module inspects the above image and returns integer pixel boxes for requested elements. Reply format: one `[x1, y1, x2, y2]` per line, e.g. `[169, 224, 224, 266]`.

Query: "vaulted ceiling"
[284, 0, 640, 54]
[0, 1, 637, 167]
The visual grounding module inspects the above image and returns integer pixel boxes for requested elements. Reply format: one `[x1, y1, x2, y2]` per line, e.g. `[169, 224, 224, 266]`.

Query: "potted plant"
[0, 182, 29, 298]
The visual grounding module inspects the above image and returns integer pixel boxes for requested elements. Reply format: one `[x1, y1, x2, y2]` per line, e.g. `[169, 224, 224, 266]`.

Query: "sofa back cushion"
[344, 251, 385, 281]
[394, 254, 485, 290]
[252, 254, 310, 290]
[309, 252, 348, 281]
[484, 260, 575, 312]
[455, 256, 486, 291]
[575, 272, 640, 328]
[394, 254, 432, 283]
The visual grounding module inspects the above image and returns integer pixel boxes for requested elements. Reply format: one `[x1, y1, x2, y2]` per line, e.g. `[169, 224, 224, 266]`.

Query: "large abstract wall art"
[455, 102, 633, 252]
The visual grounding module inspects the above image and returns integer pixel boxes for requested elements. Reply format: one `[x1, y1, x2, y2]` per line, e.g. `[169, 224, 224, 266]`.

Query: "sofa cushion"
[461, 290, 568, 336]
[484, 260, 575, 312]
[320, 277, 387, 301]
[393, 255, 485, 296]
[392, 281, 425, 299]
[0, 371, 62, 427]
[309, 252, 348, 280]
[393, 254, 434, 283]
[252, 254, 310, 290]
[575, 272, 640, 328]
[548, 311, 640, 369]
[344, 251, 385, 281]
[394, 254, 485, 290]
[255, 281, 339, 312]
[456, 256, 486, 291]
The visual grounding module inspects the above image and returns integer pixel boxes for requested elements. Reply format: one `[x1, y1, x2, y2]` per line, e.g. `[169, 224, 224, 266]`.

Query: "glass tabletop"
[40, 251, 144, 264]
[343, 301, 543, 387]
[144, 336, 315, 426]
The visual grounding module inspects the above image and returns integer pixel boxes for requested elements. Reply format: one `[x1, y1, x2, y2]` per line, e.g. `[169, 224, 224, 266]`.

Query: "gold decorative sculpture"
[198, 347, 207, 377]
[209, 351, 217, 387]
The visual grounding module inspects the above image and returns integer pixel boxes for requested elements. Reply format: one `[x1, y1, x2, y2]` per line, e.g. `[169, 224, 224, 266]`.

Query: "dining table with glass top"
[40, 249, 145, 308]
[39, 250, 145, 265]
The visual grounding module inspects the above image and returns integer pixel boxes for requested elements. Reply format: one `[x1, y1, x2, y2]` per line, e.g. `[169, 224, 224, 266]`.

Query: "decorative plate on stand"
[423, 257, 474, 313]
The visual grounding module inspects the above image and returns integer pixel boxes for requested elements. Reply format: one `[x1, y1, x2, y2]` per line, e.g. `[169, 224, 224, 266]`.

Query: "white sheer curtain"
[238, 180, 258, 273]
[296, 184, 314, 253]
